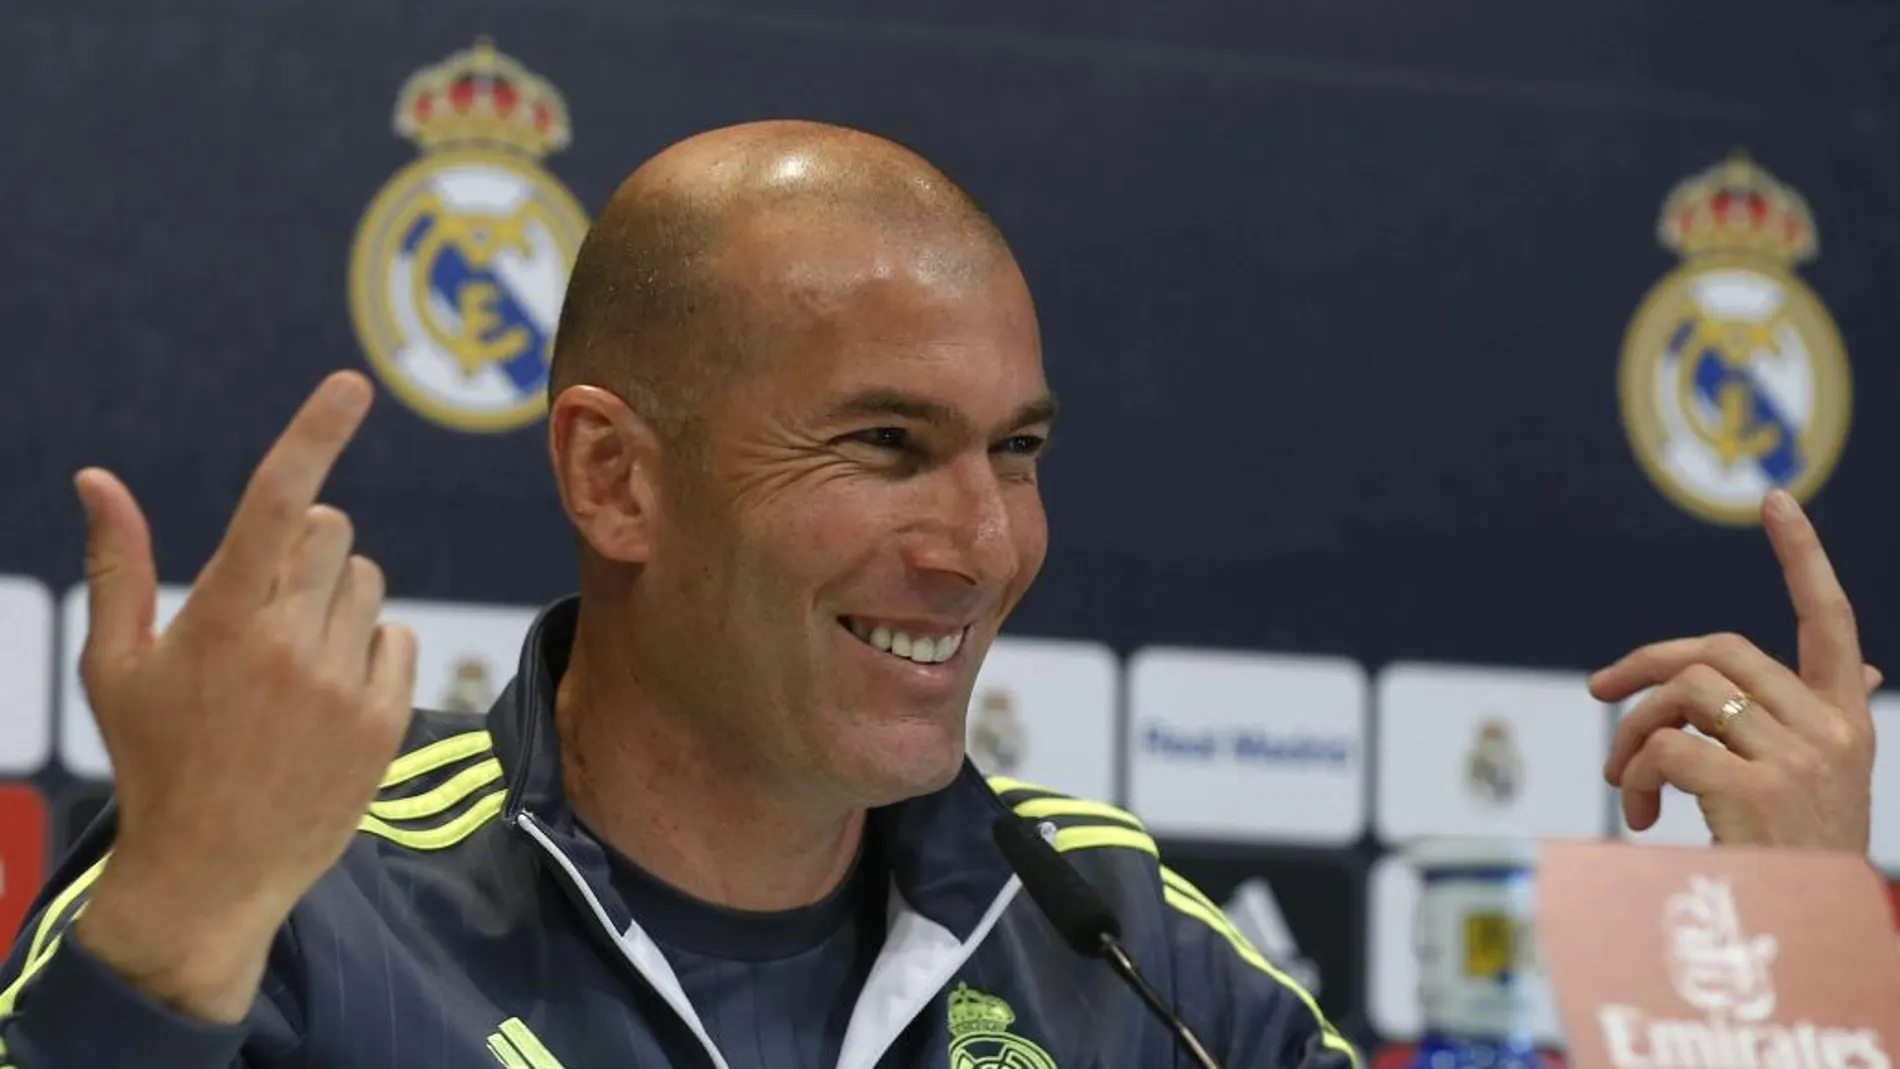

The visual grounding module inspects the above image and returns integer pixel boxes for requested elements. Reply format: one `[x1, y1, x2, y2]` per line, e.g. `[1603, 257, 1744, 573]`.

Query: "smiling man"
[0, 121, 1878, 1069]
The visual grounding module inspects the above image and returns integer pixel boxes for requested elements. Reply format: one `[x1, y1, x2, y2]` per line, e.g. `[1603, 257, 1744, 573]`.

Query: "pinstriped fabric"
[988, 774, 1360, 1068]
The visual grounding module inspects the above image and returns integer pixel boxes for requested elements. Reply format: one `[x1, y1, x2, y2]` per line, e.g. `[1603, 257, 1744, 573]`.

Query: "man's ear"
[548, 385, 664, 564]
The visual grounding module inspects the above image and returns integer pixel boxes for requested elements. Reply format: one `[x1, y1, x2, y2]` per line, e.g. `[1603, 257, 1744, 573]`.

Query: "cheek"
[748, 483, 893, 597]
[1009, 494, 1050, 586]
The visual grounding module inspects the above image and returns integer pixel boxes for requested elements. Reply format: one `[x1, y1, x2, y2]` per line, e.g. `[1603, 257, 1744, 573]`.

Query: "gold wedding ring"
[1712, 692, 1753, 737]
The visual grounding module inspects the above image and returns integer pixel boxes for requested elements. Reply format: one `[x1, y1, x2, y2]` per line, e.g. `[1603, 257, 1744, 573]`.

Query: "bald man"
[0, 122, 1878, 1069]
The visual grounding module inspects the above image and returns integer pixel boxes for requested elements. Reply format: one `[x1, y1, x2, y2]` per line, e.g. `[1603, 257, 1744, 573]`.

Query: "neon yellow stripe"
[1163, 887, 1270, 968]
[487, 1034, 532, 1069]
[358, 790, 505, 851]
[379, 731, 494, 789]
[499, 1017, 568, 1069]
[1050, 826, 1156, 856]
[0, 855, 111, 1017]
[1011, 796, 1145, 830]
[1161, 886, 1359, 1068]
[26, 856, 106, 967]
[0, 932, 63, 1021]
[985, 775, 1063, 798]
[369, 759, 502, 821]
[1160, 867, 1230, 923]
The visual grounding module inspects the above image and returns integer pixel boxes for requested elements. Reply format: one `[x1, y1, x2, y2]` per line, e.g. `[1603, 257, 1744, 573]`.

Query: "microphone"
[992, 815, 1226, 1069]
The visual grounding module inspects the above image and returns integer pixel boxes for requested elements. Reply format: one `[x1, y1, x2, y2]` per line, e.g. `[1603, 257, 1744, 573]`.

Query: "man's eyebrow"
[1007, 393, 1059, 431]
[820, 390, 960, 427]
[819, 390, 1059, 433]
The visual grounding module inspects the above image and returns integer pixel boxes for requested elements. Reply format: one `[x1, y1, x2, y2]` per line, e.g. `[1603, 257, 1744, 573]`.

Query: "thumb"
[77, 468, 157, 676]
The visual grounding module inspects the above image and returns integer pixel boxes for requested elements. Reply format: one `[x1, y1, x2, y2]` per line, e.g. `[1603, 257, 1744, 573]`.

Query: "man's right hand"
[68, 371, 417, 1024]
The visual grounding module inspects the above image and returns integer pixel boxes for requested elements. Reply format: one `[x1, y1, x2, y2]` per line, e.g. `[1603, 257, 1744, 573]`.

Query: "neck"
[554, 601, 866, 913]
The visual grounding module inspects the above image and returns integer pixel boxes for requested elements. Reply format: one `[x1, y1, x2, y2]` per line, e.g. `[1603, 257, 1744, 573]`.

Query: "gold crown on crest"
[392, 37, 571, 158]
[1658, 153, 1816, 264]
[947, 983, 1014, 1036]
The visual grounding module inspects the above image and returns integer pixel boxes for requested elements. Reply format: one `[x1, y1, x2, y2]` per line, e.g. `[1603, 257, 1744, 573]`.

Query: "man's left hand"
[1591, 489, 1879, 852]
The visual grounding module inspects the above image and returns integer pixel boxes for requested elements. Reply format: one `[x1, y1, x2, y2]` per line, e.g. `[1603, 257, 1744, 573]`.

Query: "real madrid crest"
[969, 687, 1027, 775]
[1618, 154, 1851, 526]
[947, 982, 1058, 1069]
[439, 654, 497, 714]
[1463, 718, 1522, 807]
[349, 39, 590, 433]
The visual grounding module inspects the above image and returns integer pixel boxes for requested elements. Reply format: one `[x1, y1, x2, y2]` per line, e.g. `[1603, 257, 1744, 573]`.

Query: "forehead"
[715, 213, 1046, 416]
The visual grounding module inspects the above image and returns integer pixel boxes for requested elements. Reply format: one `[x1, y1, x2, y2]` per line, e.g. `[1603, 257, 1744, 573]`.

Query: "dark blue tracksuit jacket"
[0, 597, 1359, 1069]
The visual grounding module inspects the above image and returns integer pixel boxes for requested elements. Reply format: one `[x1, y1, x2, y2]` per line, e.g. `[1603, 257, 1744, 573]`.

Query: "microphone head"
[991, 815, 1122, 957]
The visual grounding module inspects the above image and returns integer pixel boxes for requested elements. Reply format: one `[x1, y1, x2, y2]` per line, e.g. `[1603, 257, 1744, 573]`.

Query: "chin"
[836, 724, 967, 807]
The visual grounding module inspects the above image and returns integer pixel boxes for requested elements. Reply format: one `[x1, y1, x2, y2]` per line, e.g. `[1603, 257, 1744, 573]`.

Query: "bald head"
[549, 121, 1015, 442]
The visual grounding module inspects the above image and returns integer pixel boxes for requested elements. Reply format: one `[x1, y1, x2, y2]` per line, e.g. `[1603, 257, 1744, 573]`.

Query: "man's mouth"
[839, 616, 968, 666]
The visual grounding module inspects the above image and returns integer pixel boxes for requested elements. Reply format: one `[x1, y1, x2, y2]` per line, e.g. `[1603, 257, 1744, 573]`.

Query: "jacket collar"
[488, 594, 1019, 940]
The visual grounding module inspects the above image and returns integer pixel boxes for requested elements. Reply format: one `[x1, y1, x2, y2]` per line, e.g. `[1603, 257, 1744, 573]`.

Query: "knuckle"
[1703, 632, 1753, 662]
[1632, 729, 1670, 764]
[1850, 720, 1876, 752]
[1624, 643, 1665, 671]
[76, 645, 113, 690]
[1676, 663, 1725, 693]
[383, 621, 418, 653]
[312, 671, 361, 712]
[1780, 746, 1827, 785]
[252, 471, 303, 525]
[305, 505, 354, 545]
[1819, 593, 1858, 627]
[1648, 728, 1689, 757]
[196, 611, 245, 646]
[1814, 719, 1861, 758]
[255, 627, 309, 675]
[1610, 716, 1642, 745]
[350, 556, 386, 600]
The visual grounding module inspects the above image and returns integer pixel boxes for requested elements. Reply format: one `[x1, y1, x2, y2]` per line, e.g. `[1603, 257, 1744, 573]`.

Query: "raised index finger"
[195, 373, 374, 613]
[1762, 488, 1865, 716]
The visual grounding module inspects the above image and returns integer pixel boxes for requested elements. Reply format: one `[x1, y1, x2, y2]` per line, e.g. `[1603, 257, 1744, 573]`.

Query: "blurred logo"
[1463, 718, 1523, 806]
[1597, 875, 1888, 1068]
[969, 687, 1026, 774]
[1663, 876, 1778, 1022]
[349, 38, 589, 433]
[1141, 722, 1355, 769]
[1222, 878, 1322, 995]
[440, 654, 498, 714]
[1618, 154, 1850, 526]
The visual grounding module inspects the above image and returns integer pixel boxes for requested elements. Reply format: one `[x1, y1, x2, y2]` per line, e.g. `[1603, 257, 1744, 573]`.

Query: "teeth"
[846, 619, 965, 665]
[935, 631, 963, 662]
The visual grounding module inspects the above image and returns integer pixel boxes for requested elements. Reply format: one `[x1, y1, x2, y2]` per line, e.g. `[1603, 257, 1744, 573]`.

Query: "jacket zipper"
[515, 810, 734, 1069]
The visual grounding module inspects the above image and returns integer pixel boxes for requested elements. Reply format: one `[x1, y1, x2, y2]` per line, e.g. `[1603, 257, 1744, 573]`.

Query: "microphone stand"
[1097, 933, 1224, 1069]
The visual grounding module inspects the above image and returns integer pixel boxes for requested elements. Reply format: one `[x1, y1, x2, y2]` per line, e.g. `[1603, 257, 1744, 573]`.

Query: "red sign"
[1373, 1043, 1568, 1068]
[1537, 840, 1900, 1069]
[0, 784, 47, 944]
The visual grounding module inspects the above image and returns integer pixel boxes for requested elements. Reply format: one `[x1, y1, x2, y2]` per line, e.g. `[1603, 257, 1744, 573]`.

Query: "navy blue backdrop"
[5, 0, 1899, 1057]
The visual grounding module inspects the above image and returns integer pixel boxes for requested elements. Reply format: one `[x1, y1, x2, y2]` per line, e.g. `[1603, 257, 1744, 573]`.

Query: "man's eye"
[849, 427, 911, 451]
[996, 434, 1047, 457]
